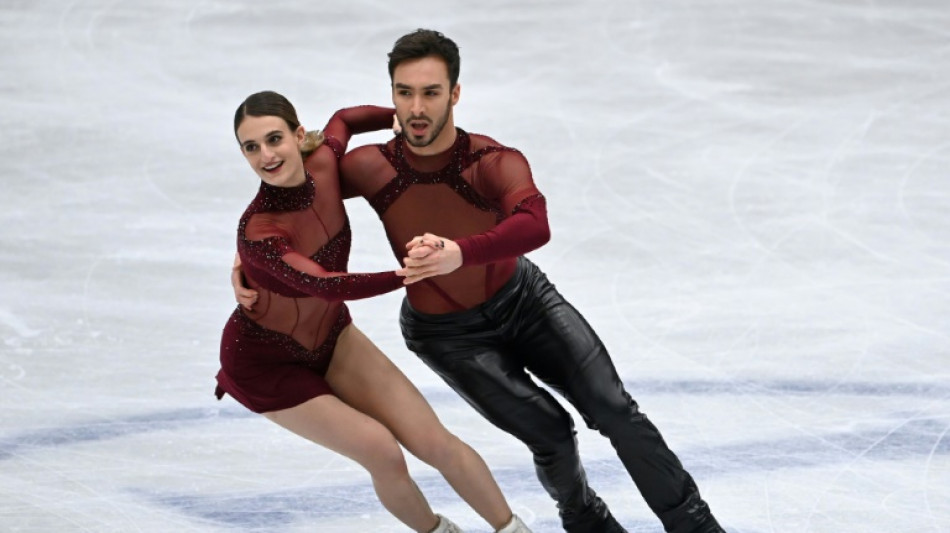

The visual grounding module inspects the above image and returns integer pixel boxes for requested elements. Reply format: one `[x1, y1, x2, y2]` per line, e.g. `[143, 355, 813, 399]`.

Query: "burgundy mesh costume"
[343, 127, 549, 312]
[341, 124, 722, 533]
[215, 107, 399, 414]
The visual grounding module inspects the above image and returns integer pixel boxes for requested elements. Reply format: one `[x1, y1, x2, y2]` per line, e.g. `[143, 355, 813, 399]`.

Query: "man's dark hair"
[388, 29, 461, 87]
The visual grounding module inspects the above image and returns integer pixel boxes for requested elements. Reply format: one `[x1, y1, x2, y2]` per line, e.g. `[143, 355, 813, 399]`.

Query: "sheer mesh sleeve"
[455, 193, 549, 266]
[322, 105, 396, 199]
[323, 105, 395, 151]
[471, 148, 542, 213]
[456, 147, 550, 265]
[241, 233, 402, 302]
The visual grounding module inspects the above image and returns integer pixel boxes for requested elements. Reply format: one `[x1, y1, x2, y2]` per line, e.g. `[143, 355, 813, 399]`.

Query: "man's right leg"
[401, 303, 621, 532]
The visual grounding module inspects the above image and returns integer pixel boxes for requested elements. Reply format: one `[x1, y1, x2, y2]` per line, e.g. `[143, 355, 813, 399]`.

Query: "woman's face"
[236, 115, 306, 187]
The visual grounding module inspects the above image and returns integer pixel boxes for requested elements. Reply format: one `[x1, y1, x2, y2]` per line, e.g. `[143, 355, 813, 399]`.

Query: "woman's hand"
[397, 233, 462, 284]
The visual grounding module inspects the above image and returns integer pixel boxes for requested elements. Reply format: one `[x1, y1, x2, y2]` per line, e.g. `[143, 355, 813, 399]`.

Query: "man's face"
[391, 55, 460, 155]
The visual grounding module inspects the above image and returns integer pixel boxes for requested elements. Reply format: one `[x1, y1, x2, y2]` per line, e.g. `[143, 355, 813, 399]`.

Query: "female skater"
[217, 91, 529, 533]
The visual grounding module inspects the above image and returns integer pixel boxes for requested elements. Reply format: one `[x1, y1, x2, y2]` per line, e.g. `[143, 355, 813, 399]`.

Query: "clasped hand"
[398, 232, 462, 285]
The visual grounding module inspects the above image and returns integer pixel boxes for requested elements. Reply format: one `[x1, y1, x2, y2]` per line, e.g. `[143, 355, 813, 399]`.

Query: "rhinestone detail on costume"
[369, 129, 516, 219]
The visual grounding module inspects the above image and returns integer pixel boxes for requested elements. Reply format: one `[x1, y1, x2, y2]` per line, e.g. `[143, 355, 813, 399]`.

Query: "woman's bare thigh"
[326, 324, 449, 448]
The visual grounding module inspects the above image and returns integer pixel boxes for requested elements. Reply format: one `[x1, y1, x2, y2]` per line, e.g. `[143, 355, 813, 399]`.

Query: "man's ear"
[451, 83, 461, 106]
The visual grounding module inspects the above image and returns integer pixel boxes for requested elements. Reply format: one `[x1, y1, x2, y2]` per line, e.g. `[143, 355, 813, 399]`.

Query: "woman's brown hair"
[233, 91, 324, 157]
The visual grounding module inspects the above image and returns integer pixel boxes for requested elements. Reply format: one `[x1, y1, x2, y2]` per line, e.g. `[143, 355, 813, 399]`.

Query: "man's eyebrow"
[394, 82, 444, 90]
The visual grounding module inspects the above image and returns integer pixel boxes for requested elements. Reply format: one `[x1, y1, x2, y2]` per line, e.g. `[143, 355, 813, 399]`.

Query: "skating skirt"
[214, 306, 350, 413]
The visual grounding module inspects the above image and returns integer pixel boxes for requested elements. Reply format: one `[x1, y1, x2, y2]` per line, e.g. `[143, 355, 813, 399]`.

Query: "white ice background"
[1, 1, 949, 532]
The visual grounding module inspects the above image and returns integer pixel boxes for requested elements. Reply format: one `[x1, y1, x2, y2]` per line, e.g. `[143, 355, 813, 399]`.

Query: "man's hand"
[231, 253, 259, 310]
[397, 233, 462, 284]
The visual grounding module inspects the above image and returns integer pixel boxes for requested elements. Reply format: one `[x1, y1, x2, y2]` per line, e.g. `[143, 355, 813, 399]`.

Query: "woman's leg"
[263, 392, 439, 532]
[327, 324, 513, 531]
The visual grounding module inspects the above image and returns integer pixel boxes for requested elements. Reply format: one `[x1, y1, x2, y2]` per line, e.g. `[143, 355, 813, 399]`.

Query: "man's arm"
[397, 195, 549, 284]
[231, 253, 258, 310]
[454, 193, 549, 265]
[453, 148, 550, 264]
[322, 105, 395, 143]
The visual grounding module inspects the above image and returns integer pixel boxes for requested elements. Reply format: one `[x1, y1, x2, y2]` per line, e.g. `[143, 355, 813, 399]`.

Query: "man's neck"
[405, 120, 458, 156]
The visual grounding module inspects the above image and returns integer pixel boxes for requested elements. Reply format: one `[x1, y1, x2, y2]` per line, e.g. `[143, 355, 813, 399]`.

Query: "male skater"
[337, 29, 725, 533]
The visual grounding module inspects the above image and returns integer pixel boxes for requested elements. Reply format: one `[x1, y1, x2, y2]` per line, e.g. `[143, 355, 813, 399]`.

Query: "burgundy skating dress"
[216, 106, 400, 414]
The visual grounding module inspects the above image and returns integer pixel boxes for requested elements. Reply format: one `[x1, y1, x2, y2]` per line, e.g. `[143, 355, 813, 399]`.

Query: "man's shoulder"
[343, 142, 385, 157]
[339, 140, 395, 193]
[463, 131, 526, 164]
[464, 130, 520, 153]
[341, 141, 390, 167]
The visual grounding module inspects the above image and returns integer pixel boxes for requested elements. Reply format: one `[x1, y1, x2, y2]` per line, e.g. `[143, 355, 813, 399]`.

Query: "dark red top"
[341, 127, 550, 314]
[238, 106, 401, 351]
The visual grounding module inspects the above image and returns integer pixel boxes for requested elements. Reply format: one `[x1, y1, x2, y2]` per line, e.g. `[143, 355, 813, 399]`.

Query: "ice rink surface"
[1, 0, 949, 531]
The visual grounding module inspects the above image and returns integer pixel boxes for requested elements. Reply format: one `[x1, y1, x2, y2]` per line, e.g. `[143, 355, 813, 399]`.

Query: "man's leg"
[401, 301, 621, 533]
[515, 262, 724, 533]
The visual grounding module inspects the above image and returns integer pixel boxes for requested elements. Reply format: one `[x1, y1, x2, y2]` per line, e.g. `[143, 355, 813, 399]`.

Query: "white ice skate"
[496, 514, 532, 533]
[430, 514, 464, 533]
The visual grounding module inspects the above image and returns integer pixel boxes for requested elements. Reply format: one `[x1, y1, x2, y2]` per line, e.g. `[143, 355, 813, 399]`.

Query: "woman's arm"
[322, 105, 396, 151]
[241, 235, 405, 301]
